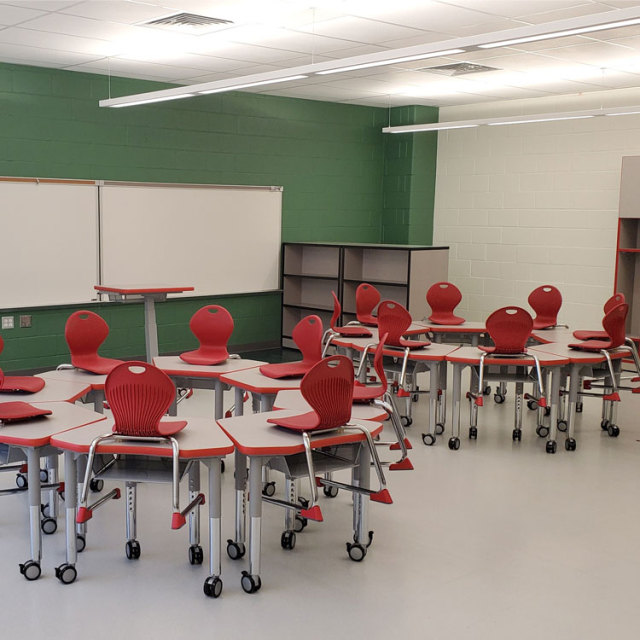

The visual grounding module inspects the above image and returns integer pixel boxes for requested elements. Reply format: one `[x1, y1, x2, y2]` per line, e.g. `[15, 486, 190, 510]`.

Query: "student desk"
[217, 411, 383, 593]
[50, 416, 233, 595]
[0, 402, 106, 581]
[424, 320, 487, 347]
[445, 346, 570, 453]
[153, 356, 267, 419]
[95, 285, 194, 362]
[38, 369, 107, 412]
[273, 389, 389, 421]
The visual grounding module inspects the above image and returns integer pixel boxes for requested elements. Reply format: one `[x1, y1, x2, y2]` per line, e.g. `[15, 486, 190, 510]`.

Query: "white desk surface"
[95, 284, 194, 295]
[446, 345, 570, 367]
[272, 389, 388, 421]
[39, 369, 107, 390]
[51, 416, 234, 459]
[0, 376, 92, 403]
[425, 320, 486, 333]
[531, 327, 576, 344]
[219, 367, 303, 394]
[529, 342, 630, 363]
[153, 356, 266, 379]
[217, 411, 382, 456]
[0, 402, 106, 447]
[381, 342, 460, 361]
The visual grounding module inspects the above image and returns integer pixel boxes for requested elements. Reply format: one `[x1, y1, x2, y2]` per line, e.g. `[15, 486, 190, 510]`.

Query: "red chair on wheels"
[0, 336, 45, 393]
[64, 310, 123, 375]
[377, 300, 430, 350]
[328, 292, 372, 338]
[572, 293, 625, 341]
[528, 285, 563, 330]
[426, 281, 465, 325]
[77, 362, 202, 542]
[260, 315, 323, 379]
[180, 305, 234, 365]
[355, 283, 380, 326]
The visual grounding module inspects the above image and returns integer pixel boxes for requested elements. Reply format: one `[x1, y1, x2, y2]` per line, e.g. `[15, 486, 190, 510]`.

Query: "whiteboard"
[99, 183, 282, 296]
[0, 179, 99, 308]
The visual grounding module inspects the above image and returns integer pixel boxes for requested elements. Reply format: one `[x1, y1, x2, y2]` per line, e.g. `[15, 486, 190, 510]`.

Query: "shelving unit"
[281, 242, 449, 348]
[616, 156, 640, 335]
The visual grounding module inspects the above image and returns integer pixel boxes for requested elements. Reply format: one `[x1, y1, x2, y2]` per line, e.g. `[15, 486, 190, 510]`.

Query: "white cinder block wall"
[433, 96, 640, 329]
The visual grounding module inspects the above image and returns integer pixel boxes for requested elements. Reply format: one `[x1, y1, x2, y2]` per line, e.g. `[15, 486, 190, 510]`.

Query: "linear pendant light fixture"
[99, 6, 640, 108]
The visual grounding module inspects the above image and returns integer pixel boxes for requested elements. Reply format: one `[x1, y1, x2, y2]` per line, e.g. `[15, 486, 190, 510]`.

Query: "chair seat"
[72, 355, 123, 375]
[352, 382, 384, 402]
[259, 362, 315, 379]
[0, 401, 52, 421]
[478, 345, 526, 355]
[532, 319, 556, 330]
[358, 314, 378, 326]
[333, 325, 373, 338]
[267, 410, 320, 432]
[429, 312, 465, 326]
[569, 340, 613, 351]
[398, 337, 431, 350]
[572, 330, 607, 341]
[113, 418, 188, 437]
[180, 347, 228, 365]
[0, 375, 46, 393]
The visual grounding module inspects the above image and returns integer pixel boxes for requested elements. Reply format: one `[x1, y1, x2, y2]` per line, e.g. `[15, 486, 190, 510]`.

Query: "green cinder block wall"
[0, 62, 438, 372]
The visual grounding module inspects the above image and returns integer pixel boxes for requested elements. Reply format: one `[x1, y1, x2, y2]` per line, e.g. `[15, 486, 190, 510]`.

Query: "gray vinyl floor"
[1, 370, 639, 639]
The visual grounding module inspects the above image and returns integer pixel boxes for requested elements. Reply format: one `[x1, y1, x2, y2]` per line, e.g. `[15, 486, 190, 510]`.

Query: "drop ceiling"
[2, 0, 640, 108]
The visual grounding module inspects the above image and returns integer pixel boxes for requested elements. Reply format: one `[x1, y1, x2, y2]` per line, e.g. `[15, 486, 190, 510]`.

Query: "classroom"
[1, 2, 640, 639]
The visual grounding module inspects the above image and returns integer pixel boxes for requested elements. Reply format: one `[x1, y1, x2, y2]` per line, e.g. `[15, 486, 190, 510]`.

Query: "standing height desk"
[94, 285, 194, 362]
[0, 402, 106, 580]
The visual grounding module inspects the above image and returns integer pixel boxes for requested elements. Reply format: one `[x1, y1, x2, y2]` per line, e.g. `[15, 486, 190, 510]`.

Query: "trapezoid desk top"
[39, 369, 107, 390]
[530, 327, 576, 344]
[424, 320, 487, 333]
[51, 416, 234, 459]
[153, 356, 267, 379]
[445, 345, 570, 367]
[0, 402, 106, 448]
[381, 342, 460, 361]
[0, 376, 93, 404]
[217, 411, 383, 456]
[219, 367, 304, 395]
[529, 342, 631, 364]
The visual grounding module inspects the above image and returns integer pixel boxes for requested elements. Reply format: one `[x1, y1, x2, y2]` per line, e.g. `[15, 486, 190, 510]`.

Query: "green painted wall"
[0, 62, 437, 372]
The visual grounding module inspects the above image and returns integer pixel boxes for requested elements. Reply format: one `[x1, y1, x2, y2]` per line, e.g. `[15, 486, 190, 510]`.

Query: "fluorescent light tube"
[198, 75, 308, 94]
[487, 115, 595, 125]
[383, 123, 479, 133]
[109, 94, 195, 108]
[315, 49, 466, 75]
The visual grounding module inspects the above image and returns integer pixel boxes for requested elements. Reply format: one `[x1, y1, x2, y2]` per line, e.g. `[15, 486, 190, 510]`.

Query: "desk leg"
[188, 463, 201, 552]
[241, 456, 262, 593]
[450, 362, 463, 448]
[227, 450, 247, 561]
[45, 453, 59, 520]
[348, 443, 371, 561]
[438, 362, 447, 432]
[234, 387, 245, 416]
[546, 368, 561, 454]
[567, 363, 580, 446]
[143, 296, 159, 363]
[203, 458, 223, 598]
[214, 379, 224, 421]
[54, 450, 79, 584]
[18, 448, 43, 580]
[428, 362, 438, 438]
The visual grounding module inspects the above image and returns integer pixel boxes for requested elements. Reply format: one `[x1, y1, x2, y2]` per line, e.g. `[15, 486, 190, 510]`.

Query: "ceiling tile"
[0, 2, 46, 25]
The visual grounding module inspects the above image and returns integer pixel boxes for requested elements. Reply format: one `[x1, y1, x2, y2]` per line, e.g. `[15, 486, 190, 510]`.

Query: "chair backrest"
[602, 302, 628, 348]
[105, 362, 176, 437]
[371, 332, 388, 393]
[485, 307, 533, 354]
[330, 291, 341, 330]
[377, 300, 411, 347]
[185, 305, 233, 361]
[65, 310, 110, 362]
[300, 355, 354, 429]
[356, 283, 380, 325]
[528, 285, 562, 328]
[604, 293, 625, 314]
[293, 315, 324, 364]
[426, 281, 463, 323]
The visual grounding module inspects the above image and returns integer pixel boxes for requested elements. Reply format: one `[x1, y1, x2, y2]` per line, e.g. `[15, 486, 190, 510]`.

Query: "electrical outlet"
[1, 316, 14, 329]
[19, 315, 32, 328]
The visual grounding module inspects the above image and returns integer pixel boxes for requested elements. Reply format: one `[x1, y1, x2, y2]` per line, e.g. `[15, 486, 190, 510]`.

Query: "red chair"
[328, 292, 372, 338]
[0, 336, 45, 393]
[260, 315, 323, 379]
[65, 311, 123, 375]
[426, 282, 465, 325]
[572, 293, 625, 341]
[355, 283, 380, 326]
[377, 300, 430, 350]
[569, 303, 628, 352]
[180, 305, 234, 365]
[77, 362, 199, 533]
[528, 285, 563, 330]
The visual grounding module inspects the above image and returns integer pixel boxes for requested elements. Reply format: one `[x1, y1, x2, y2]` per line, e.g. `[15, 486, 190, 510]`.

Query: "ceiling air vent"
[143, 12, 233, 32]
[420, 62, 500, 76]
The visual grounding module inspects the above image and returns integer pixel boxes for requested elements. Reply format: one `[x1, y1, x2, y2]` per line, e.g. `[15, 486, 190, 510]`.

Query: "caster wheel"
[203, 576, 223, 598]
[576, 402, 583, 413]
[40, 469, 49, 483]
[125, 540, 141, 560]
[536, 425, 549, 438]
[527, 399, 538, 411]
[546, 440, 557, 454]
[226, 540, 245, 560]
[494, 394, 505, 404]
[422, 433, 436, 446]
[41, 517, 57, 535]
[76, 534, 86, 553]
[41, 503, 50, 517]
[16, 474, 27, 489]
[89, 478, 104, 493]
[483, 385, 491, 396]
[19, 560, 41, 581]
[607, 424, 620, 437]
[189, 545, 204, 565]
[565, 438, 577, 451]
[401, 416, 413, 427]
[346, 542, 367, 562]
[55, 563, 77, 585]
[448, 437, 460, 451]
[601, 419, 609, 431]
[557, 420, 567, 433]
[469, 427, 478, 440]
[294, 515, 307, 532]
[512, 429, 522, 442]
[323, 485, 339, 498]
[241, 571, 261, 594]
[281, 530, 296, 550]
[435, 423, 445, 435]
[262, 481, 276, 497]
